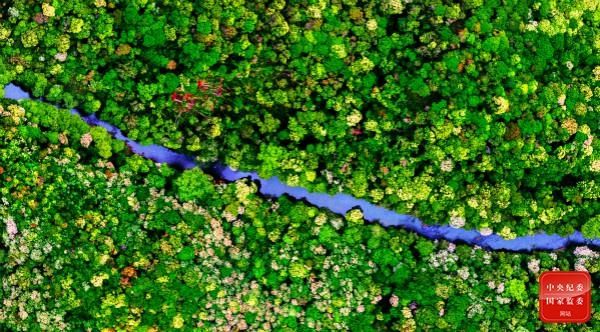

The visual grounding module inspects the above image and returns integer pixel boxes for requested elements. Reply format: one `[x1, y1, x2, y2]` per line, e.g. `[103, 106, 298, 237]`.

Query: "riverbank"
[4, 83, 599, 252]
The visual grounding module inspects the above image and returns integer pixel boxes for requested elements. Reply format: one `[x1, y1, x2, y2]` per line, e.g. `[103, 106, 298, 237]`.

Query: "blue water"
[5, 83, 599, 252]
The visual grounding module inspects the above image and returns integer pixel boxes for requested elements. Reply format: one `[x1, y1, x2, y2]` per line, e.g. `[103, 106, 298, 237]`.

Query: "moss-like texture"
[2, 0, 600, 330]
[2, 1, 600, 236]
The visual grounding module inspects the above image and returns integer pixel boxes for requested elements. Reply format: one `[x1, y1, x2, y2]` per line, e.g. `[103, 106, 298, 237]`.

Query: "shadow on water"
[5, 83, 600, 252]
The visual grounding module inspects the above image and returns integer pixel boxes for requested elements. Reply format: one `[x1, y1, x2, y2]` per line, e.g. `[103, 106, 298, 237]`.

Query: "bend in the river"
[4, 83, 599, 252]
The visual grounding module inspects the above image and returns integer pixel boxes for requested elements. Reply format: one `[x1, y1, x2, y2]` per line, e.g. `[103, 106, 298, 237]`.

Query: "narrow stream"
[5, 83, 599, 252]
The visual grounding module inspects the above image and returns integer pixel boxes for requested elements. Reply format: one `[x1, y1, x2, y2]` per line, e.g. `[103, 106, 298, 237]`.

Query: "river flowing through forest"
[4, 83, 598, 252]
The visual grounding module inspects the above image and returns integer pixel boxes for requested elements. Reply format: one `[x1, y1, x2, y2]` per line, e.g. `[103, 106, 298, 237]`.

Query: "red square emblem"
[539, 271, 591, 323]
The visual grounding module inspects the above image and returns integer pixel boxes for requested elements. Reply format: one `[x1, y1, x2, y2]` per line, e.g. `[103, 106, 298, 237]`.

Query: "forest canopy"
[1, 0, 600, 330]
[1, 0, 599, 237]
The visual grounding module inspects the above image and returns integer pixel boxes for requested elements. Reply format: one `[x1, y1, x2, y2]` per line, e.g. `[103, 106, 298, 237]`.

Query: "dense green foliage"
[1, 0, 600, 236]
[2, 99, 599, 331]
[2, 0, 600, 330]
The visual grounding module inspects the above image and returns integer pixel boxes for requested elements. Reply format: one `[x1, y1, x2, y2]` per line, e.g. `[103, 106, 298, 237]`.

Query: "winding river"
[4, 83, 599, 252]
